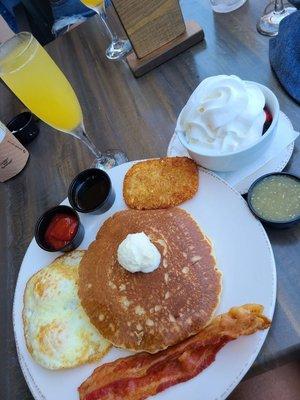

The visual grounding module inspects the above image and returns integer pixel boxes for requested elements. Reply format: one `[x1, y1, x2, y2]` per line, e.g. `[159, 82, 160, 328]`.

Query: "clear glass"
[80, 0, 132, 60]
[209, 0, 247, 13]
[0, 33, 127, 169]
[257, 1, 297, 36]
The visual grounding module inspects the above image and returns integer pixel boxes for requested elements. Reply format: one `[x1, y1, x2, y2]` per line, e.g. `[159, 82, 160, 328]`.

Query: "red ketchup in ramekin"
[44, 213, 79, 251]
[35, 205, 84, 253]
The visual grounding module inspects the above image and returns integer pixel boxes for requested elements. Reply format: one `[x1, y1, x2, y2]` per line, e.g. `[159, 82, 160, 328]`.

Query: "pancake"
[23, 251, 111, 370]
[78, 208, 222, 353]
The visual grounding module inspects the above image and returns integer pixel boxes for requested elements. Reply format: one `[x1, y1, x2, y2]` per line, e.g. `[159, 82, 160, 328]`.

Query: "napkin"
[218, 113, 299, 186]
[269, 11, 300, 104]
[170, 113, 299, 189]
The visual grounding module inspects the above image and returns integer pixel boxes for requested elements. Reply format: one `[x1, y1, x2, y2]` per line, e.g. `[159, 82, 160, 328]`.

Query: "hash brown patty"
[123, 157, 198, 210]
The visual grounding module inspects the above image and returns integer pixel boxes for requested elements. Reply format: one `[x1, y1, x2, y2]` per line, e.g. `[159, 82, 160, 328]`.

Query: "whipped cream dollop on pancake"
[117, 232, 161, 273]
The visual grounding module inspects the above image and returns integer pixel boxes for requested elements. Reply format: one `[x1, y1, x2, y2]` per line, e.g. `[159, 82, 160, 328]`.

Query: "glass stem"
[274, 0, 284, 13]
[96, 6, 117, 42]
[71, 125, 103, 160]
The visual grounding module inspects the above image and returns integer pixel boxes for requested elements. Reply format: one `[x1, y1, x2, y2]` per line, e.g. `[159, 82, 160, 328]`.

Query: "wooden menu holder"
[112, 0, 204, 77]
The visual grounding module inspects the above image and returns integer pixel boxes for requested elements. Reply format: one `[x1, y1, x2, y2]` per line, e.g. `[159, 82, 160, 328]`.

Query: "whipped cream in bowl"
[176, 75, 279, 172]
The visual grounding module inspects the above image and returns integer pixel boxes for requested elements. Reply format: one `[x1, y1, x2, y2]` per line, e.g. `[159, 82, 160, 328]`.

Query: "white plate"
[13, 162, 276, 400]
[168, 112, 295, 195]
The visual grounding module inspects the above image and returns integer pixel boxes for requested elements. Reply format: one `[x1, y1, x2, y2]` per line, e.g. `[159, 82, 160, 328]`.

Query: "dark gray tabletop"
[0, 1, 299, 399]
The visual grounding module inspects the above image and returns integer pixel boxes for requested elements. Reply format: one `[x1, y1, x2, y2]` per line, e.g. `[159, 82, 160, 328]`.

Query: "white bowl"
[176, 82, 280, 172]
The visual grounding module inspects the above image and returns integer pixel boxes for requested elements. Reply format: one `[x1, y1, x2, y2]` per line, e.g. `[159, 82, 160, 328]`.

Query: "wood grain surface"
[112, 0, 185, 58]
[0, 1, 299, 399]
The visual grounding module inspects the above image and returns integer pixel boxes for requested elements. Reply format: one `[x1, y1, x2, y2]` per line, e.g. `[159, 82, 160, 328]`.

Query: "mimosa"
[0, 34, 82, 132]
[79, 0, 131, 60]
[80, 0, 103, 8]
[0, 32, 128, 169]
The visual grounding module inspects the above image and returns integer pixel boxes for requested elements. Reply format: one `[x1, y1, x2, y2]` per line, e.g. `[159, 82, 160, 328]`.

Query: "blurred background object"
[0, 15, 15, 43]
[209, 0, 247, 13]
[79, 0, 131, 61]
[269, 10, 300, 103]
[288, 0, 300, 7]
[50, 0, 95, 37]
[2, 0, 55, 44]
[0, 2, 18, 39]
[0, 120, 29, 182]
[257, 1, 296, 36]
[7, 112, 39, 146]
[0, 0, 100, 45]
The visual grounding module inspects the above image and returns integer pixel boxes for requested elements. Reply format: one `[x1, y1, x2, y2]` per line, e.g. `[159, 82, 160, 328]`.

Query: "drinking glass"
[257, 1, 297, 36]
[209, 0, 247, 13]
[80, 0, 131, 60]
[0, 33, 127, 169]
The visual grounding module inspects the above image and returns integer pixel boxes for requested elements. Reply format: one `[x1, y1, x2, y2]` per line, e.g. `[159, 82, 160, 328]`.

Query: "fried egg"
[23, 250, 111, 370]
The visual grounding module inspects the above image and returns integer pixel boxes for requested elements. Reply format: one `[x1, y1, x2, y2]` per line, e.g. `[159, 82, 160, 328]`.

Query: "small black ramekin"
[247, 172, 300, 229]
[35, 205, 84, 252]
[7, 112, 39, 146]
[68, 169, 115, 215]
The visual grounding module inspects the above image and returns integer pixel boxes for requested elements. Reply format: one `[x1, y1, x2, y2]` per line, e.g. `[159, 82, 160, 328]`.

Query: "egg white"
[23, 250, 111, 370]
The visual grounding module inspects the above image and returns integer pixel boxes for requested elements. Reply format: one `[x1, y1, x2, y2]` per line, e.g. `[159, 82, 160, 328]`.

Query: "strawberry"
[263, 107, 273, 134]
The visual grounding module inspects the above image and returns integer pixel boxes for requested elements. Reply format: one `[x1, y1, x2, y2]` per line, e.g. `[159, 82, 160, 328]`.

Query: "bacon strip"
[79, 304, 271, 400]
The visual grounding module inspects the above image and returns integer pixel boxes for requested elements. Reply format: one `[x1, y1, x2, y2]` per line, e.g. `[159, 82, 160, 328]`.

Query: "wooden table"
[0, 1, 299, 398]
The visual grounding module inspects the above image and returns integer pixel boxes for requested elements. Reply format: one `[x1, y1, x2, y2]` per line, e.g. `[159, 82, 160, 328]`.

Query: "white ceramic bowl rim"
[176, 81, 280, 158]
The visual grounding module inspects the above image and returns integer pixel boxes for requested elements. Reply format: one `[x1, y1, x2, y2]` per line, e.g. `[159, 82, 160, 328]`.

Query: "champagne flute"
[0, 32, 128, 169]
[257, 0, 296, 36]
[80, 0, 131, 60]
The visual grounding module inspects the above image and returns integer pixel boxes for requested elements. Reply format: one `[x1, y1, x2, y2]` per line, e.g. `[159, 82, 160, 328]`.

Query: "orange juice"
[0, 33, 82, 132]
[80, 0, 104, 9]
